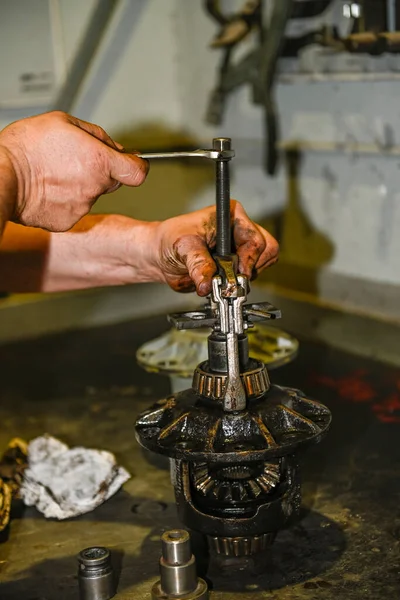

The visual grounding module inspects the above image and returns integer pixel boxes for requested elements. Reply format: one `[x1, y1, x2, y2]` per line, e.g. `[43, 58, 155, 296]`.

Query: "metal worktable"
[0, 314, 399, 599]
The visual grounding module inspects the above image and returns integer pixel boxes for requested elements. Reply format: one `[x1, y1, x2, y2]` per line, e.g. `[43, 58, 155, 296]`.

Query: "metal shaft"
[160, 530, 197, 595]
[135, 148, 234, 160]
[213, 138, 232, 257]
[152, 529, 208, 600]
[162, 529, 192, 564]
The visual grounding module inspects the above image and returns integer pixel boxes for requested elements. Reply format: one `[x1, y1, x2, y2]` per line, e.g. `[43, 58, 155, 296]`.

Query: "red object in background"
[372, 379, 400, 424]
[309, 371, 400, 425]
[310, 369, 375, 403]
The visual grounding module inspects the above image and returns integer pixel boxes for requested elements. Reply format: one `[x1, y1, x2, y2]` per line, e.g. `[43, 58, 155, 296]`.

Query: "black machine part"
[136, 384, 331, 464]
[136, 376, 330, 561]
[135, 136, 331, 564]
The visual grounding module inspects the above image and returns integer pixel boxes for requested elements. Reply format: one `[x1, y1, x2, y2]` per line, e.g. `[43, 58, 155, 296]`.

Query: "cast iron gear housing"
[135, 137, 331, 567]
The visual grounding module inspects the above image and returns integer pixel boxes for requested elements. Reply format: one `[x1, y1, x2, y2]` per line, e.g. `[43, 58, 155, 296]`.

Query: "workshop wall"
[72, 0, 217, 224]
[71, 0, 400, 320]
[1, 0, 399, 331]
[174, 1, 400, 321]
[0, 0, 203, 337]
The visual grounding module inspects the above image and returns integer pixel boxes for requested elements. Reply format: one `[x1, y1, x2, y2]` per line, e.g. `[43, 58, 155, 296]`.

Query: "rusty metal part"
[135, 135, 331, 569]
[210, 259, 248, 411]
[78, 546, 116, 600]
[192, 360, 270, 400]
[0, 479, 12, 533]
[207, 533, 275, 557]
[191, 460, 280, 502]
[169, 456, 301, 542]
[151, 529, 209, 600]
[137, 139, 245, 413]
[136, 385, 330, 464]
[0, 437, 28, 533]
[0, 437, 28, 497]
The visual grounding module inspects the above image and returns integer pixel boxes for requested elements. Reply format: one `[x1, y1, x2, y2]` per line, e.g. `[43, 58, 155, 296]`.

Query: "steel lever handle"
[135, 148, 235, 161]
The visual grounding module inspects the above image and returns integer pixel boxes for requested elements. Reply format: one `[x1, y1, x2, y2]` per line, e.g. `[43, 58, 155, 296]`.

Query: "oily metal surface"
[0, 315, 399, 599]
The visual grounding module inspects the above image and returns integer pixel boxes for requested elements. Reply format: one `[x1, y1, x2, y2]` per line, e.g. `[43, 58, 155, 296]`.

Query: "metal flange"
[135, 384, 332, 464]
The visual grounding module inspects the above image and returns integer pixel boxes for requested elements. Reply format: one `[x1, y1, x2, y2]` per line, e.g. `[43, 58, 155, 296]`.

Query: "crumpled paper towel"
[20, 435, 130, 519]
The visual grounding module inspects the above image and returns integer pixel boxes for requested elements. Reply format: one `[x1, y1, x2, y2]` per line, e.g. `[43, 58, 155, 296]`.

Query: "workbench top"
[0, 315, 399, 599]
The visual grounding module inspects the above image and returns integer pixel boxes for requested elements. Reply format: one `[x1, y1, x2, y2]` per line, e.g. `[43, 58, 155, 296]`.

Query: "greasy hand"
[155, 200, 279, 296]
[0, 111, 148, 231]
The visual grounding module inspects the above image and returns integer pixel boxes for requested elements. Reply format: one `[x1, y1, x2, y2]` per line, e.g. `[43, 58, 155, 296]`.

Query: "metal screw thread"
[213, 138, 232, 257]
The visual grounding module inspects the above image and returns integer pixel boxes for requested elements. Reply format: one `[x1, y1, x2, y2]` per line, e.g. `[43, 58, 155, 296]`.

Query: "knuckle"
[50, 110, 67, 121]
[251, 234, 263, 252]
[188, 254, 204, 273]
[97, 125, 107, 138]
[268, 237, 279, 258]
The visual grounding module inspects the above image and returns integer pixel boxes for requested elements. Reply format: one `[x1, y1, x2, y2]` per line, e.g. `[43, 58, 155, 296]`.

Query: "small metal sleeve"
[152, 529, 209, 599]
[162, 529, 192, 564]
[78, 546, 115, 600]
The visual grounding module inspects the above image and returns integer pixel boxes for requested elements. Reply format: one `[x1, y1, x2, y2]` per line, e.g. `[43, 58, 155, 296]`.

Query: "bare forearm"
[0, 202, 279, 296]
[0, 147, 17, 237]
[0, 222, 49, 292]
[0, 215, 162, 293]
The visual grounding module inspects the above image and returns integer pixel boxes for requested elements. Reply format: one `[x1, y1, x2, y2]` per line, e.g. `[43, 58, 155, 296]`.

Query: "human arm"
[0, 148, 18, 237]
[0, 201, 278, 294]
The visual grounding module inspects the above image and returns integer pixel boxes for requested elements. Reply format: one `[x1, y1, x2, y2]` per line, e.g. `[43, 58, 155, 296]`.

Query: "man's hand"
[0, 111, 148, 231]
[0, 203, 278, 295]
[154, 200, 279, 296]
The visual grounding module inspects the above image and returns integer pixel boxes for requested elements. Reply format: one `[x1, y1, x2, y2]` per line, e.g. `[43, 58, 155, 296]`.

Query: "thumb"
[108, 149, 149, 187]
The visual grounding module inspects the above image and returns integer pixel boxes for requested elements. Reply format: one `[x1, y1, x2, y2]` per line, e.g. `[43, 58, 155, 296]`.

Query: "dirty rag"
[20, 435, 130, 519]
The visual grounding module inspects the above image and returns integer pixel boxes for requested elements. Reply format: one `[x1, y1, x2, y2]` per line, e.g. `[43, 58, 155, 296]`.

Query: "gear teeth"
[264, 464, 280, 483]
[196, 474, 214, 494]
[246, 479, 262, 499]
[255, 474, 275, 493]
[191, 461, 281, 502]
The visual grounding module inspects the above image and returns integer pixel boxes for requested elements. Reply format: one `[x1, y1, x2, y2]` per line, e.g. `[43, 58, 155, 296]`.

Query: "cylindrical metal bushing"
[208, 333, 249, 373]
[152, 530, 208, 600]
[162, 529, 192, 566]
[78, 546, 115, 600]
